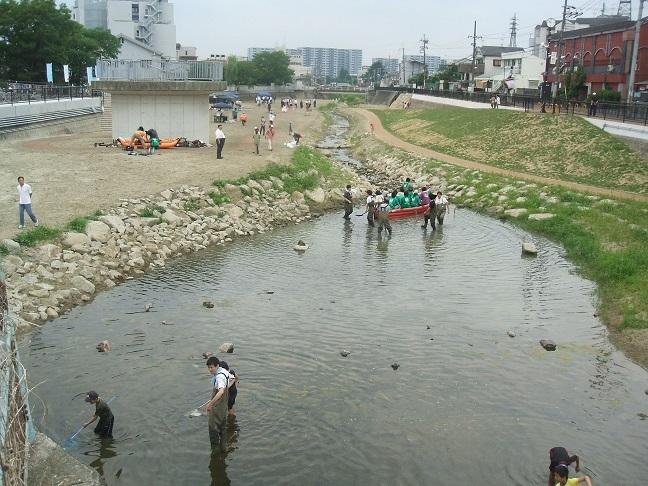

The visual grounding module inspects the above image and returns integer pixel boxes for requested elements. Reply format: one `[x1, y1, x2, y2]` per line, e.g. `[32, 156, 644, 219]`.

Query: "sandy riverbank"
[0, 102, 322, 240]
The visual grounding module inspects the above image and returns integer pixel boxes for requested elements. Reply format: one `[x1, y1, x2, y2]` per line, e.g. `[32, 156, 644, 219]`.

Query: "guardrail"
[96, 59, 224, 81]
[0, 275, 33, 486]
[0, 85, 101, 106]
[377, 87, 648, 125]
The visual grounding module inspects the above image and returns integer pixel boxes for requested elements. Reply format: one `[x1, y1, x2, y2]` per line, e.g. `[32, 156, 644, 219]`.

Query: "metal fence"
[96, 59, 224, 81]
[0, 276, 32, 486]
[377, 87, 648, 125]
[0, 83, 101, 106]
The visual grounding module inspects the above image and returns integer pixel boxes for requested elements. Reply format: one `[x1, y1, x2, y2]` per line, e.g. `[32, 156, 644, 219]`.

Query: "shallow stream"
[20, 210, 648, 485]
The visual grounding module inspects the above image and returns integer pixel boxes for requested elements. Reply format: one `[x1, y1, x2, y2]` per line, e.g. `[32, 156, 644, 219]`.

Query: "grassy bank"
[354, 132, 648, 364]
[212, 145, 346, 201]
[374, 106, 648, 194]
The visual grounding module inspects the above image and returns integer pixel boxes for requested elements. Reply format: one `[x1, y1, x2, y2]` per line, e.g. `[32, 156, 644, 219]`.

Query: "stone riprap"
[2, 172, 366, 329]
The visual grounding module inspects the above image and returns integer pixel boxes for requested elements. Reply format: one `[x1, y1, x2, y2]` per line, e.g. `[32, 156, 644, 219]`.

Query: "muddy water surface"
[20, 210, 648, 485]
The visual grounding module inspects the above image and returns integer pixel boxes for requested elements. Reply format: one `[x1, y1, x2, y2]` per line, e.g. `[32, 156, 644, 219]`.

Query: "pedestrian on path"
[370, 122, 375, 136]
[215, 124, 225, 159]
[265, 124, 274, 151]
[495, 95, 501, 109]
[16, 176, 39, 229]
[253, 127, 261, 155]
[588, 93, 599, 117]
[343, 184, 353, 220]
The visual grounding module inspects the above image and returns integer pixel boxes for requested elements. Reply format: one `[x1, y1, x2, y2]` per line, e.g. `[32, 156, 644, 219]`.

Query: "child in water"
[553, 464, 592, 486]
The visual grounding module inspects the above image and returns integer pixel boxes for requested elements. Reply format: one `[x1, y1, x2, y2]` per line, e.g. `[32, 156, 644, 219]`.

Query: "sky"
[59, 0, 640, 63]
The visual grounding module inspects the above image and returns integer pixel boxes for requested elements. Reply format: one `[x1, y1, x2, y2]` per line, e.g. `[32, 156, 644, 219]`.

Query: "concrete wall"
[111, 93, 209, 140]
[0, 98, 101, 120]
[0, 113, 102, 142]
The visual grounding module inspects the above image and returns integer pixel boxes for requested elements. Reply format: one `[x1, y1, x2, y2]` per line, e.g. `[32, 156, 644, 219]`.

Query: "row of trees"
[0, 0, 120, 84]
[224, 51, 294, 86]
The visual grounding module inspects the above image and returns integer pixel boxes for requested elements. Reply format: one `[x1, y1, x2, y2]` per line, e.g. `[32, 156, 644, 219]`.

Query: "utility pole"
[600, 2, 606, 16]
[402, 47, 406, 85]
[627, 0, 645, 102]
[420, 34, 429, 87]
[555, 0, 569, 97]
[468, 21, 482, 88]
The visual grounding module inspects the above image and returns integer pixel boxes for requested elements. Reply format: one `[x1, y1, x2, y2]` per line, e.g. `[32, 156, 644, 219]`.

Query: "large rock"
[291, 191, 305, 202]
[528, 213, 555, 221]
[85, 221, 111, 242]
[305, 187, 326, 204]
[223, 184, 243, 202]
[227, 205, 244, 219]
[100, 215, 126, 234]
[160, 189, 174, 200]
[504, 208, 527, 218]
[522, 242, 538, 255]
[162, 210, 181, 225]
[62, 232, 90, 248]
[71, 275, 96, 294]
[247, 180, 265, 193]
[37, 244, 61, 259]
[1, 239, 20, 254]
[540, 339, 557, 351]
[219, 342, 234, 353]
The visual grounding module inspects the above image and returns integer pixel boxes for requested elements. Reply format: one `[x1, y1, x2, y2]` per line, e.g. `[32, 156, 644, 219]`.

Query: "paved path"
[352, 107, 648, 203]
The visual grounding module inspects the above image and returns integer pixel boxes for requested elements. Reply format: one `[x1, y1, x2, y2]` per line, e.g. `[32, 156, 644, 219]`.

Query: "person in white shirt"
[365, 189, 376, 227]
[433, 191, 449, 226]
[204, 356, 234, 452]
[16, 176, 39, 229]
[215, 125, 225, 159]
[374, 190, 392, 235]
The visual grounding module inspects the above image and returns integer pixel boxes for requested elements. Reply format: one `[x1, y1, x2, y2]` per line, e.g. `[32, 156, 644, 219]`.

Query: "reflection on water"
[20, 211, 648, 485]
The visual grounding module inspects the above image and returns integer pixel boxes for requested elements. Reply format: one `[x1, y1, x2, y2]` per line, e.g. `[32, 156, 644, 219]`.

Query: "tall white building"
[372, 57, 399, 74]
[401, 54, 442, 74]
[299, 47, 362, 78]
[72, 0, 177, 59]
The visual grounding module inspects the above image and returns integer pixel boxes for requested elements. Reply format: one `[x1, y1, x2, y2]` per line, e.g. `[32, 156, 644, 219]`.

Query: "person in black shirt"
[82, 391, 114, 438]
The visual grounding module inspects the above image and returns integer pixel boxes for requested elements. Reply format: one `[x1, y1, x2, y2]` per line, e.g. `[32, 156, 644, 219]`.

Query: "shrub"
[13, 226, 62, 247]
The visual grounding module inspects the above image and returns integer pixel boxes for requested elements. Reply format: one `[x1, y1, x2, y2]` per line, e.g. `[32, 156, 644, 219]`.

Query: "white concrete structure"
[73, 0, 176, 58]
[94, 80, 225, 141]
[117, 34, 162, 61]
[176, 44, 197, 61]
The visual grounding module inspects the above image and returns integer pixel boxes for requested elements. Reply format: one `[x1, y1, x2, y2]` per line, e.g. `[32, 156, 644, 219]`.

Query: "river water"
[20, 210, 648, 485]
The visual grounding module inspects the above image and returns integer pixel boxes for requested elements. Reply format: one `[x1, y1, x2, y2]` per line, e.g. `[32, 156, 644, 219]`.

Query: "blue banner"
[46, 63, 53, 83]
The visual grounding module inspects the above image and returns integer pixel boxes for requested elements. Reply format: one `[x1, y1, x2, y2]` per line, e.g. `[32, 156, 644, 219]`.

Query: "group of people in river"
[342, 177, 450, 234]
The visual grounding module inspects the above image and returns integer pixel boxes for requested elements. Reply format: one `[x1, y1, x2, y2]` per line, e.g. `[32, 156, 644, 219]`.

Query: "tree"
[362, 61, 385, 85]
[337, 68, 352, 84]
[251, 51, 293, 85]
[564, 65, 587, 100]
[0, 0, 119, 83]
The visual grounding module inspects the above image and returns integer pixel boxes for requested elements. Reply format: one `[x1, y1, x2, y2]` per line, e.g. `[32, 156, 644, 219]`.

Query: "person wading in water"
[374, 190, 392, 235]
[203, 356, 233, 453]
[365, 189, 376, 227]
[343, 184, 353, 220]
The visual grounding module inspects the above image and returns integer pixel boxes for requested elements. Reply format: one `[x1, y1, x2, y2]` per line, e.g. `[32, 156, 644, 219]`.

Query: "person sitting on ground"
[293, 133, 302, 145]
[548, 447, 580, 486]
[420, 186, 431, 206]
[553, 464, 592, 486]
[401, 177, 414, 192]
[145, 128, 159, 155]
[131, 126, 148, 149]
[388, 190, 401, 209]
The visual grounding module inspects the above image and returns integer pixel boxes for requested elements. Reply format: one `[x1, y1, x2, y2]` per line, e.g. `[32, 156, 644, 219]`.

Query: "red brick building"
[546, 18, 648, 96]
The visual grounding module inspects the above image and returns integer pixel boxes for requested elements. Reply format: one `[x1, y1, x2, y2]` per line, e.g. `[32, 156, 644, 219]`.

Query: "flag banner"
[63, 65, 70, 83]
[87, 67, 95, 85]
[46, 63, 53, 83]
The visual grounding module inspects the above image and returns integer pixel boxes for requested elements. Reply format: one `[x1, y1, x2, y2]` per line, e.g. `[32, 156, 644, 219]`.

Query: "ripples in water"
[19, 211, 648, 485]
